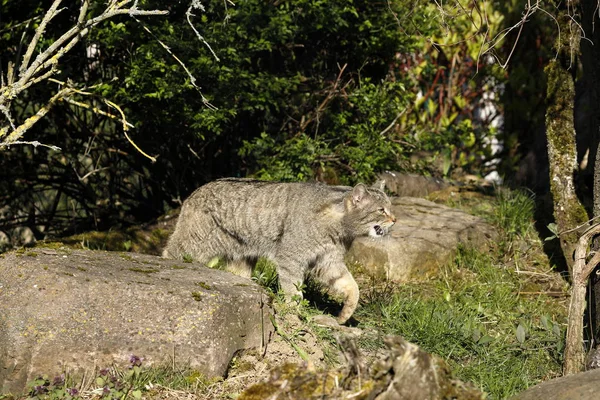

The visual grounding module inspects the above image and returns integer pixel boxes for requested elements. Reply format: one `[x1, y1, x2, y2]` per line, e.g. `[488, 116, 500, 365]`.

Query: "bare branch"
[564, 223, 600, 375]
[19, 0, 64, 76]
[0, 140, 61, 151]
[61, 98, 134, 129]
[0, 86, 75, 143]
[1, 1, 169, 149]
[17, 5, 168, 89]
[186, 2, 220, 62]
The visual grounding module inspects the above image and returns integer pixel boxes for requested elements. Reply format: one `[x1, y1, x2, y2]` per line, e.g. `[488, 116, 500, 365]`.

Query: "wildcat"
[162, 178, 396, 324]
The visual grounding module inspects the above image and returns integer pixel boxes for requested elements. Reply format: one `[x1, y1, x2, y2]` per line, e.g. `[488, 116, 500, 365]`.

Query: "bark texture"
[545, 59, 589, 271]
[545, 1, 589, 273]
[580, 0, 600, 349]
[544, 0, 591, 375]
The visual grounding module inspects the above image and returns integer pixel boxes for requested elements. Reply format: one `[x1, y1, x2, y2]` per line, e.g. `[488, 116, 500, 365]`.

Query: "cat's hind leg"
[224, 257, 256, 279]
[273, 254, 306, 302]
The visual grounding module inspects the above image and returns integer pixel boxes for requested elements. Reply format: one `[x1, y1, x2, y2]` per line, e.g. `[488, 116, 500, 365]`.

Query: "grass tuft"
[490, 188, 536, 240]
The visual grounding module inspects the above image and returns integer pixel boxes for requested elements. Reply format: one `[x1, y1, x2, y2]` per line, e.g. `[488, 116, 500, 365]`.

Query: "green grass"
[356, 246, 565, 399]
[7, 362, 221, 400]
[490, 188, 537, 240]
[437, 186, 537, 242]
[251, 258, 279, 294]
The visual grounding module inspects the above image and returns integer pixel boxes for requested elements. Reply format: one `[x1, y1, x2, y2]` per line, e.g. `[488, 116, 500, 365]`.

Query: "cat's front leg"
[313, 256, 359, 324]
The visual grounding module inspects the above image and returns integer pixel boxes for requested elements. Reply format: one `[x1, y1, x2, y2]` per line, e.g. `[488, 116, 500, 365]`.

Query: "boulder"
[510, 368, 600, 400]
[348, 197, 497, 281]
[0, 231, 10, 253]
[238, 335, 484, 400]
[369, 336, 483, 400]
[378, 171, 449, 197]
[0, 248, 273, 395]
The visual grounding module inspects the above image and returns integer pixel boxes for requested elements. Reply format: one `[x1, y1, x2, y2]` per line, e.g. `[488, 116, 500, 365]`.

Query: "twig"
[19, 0, 64, 75]
[0, 86, 75, 142]
[104, 99, 157, 163]
[0, 15, 42, 35]
[555, 215, 600, 238]
[76, 167, 111, 181]
[0, 140, 61, 151]
[517, 291, 568, 297]
[300, 63, 348, 132]
[61, 97, 134, 129]
[379, 110, 406, 137]
[186, 2, 220, 62]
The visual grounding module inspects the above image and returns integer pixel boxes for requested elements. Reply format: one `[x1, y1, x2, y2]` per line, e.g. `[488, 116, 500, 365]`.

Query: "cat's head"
[344, 183, 396, 238]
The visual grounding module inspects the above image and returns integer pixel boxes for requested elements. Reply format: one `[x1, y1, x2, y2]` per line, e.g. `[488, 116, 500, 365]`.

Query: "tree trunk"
[545, 1, 589, 274]
[546, 0, 595, 375]
[580, 0, 600, 350]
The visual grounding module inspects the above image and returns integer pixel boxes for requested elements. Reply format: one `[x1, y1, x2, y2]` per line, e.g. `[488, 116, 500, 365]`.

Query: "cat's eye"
[378, 208, 385, 214]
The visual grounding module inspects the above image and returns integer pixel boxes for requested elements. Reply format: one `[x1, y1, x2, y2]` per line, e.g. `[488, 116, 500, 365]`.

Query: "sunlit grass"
[356, 238, 566, 399]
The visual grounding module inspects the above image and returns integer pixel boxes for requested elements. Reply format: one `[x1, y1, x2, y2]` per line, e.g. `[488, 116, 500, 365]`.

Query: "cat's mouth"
[374, 225, 384, 236]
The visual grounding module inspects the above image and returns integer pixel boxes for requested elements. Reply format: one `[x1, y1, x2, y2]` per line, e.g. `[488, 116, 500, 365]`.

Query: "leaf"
[478, 335, 494, 345]
[545, 223, 559, 241]
[444, 291, 451, 302]
[516, 324, 526, 344]
[453, 95, 466, 109]
[553, 323, 561, 337]
[132, 389, 143, 399]
[472, 328, 481, 343]
[541, 315, 550, 330]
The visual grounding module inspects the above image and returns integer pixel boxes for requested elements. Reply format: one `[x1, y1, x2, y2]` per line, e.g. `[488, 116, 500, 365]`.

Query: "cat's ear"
[371, 179, 386, 192]
[352, 183, 368, 205]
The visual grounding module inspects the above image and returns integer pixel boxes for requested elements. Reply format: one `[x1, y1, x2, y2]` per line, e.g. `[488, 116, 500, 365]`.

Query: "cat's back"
[186, 178, 347, 211]
[183, 179, 347, 239]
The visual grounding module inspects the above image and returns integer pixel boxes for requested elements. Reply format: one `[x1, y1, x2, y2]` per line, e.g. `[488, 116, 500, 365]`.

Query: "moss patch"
[195, 281, 212, 290]
[191, 291, 202, 301]
[128, 267, 159, 274]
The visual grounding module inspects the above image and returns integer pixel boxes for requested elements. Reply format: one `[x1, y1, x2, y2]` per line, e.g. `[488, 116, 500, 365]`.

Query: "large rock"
[0, 248, 273, 394]
[510, 368, 600, 400]
[369, 336, 483, 400]
[348, 197, 497, 281]
[238, 335, 484, 400]
[378, 171, 449, 197]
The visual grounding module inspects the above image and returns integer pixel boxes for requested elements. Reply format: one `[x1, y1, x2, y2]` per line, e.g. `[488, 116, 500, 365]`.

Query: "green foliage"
[0, 0, 512, 235]
[382, 0, 508, 179]
[24, 374, 79, 400]
[182, 253, 194, 263]
[358, 246, 565, 399]
[242, 79, 411, 184]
